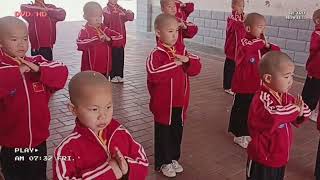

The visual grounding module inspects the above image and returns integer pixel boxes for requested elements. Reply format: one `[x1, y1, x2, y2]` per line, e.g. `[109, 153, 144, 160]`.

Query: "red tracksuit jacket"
[53, 119, 148, 180]
[247, 85, 311, 168]
[224, 10, 245, 60]
[103, 2, 134, 47]
[146, 41, 201, 125]
[76, 23, 124, 75]
[0, 51, 68, 148]
[175, 0, 194, 21]
[306, 25, 320, 79]
[231, 34, 280, 94]
[20, 3, 66, 50]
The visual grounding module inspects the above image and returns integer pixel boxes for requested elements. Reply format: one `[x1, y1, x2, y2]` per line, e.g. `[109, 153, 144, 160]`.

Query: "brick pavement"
[22, 21, 320, 180]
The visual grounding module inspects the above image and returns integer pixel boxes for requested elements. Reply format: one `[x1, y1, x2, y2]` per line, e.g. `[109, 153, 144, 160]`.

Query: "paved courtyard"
[25, 21, 320, 180]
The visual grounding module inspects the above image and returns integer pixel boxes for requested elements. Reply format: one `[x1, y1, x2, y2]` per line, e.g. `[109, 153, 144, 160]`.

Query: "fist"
[19, 64, 31, 74]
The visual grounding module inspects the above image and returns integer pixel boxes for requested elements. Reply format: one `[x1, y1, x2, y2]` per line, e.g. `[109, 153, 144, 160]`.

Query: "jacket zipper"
[22, 74, 33, 148]
[88, 129, 111, 160]
[169, 78, 173, 125]
[285, 123, 290, 161]
[181, 74, 188, 125]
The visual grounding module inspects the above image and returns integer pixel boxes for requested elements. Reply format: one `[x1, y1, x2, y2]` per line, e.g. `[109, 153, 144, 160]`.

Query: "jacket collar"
[0, 50, 26, 66]
[261, 83, 287, 105]
[245, 32, 265, 41]
[74, 118, 120, 146]
[156, 41, 176, 59]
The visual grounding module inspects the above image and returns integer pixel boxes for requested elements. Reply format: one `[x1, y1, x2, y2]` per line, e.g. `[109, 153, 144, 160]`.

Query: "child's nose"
[98, 110, 107, 120]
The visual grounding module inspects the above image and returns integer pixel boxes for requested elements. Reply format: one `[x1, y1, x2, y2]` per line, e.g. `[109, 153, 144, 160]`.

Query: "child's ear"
[155, 29, 161, 38]
[262, 74, 272, 84]
[68, 102, 77, 116]
[83, 14, 87, 20]
[245, 26, 250, 32]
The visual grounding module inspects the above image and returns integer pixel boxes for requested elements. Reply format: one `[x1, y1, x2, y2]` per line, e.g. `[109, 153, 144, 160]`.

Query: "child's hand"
[181, 3, 186, 7]
[175, 54, 189, 63]
[38, 1, 48, 11]
[126, 10, 133, 14]
[100, 34, 111, 42]
[19, 64, 31, 74]
[175, 60, 183, 66]
[18, 57, 40, 72]
[109, 159, 123, 179]
[113, 147, 128, 175]
[262, 33, 271, 49]
[295, 95, 304, 116]
[263, 40, 270, 49]
[179, 21, 187, 29]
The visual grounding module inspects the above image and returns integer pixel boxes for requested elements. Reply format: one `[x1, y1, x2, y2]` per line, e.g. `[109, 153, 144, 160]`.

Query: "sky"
[0, 0, 137, 21]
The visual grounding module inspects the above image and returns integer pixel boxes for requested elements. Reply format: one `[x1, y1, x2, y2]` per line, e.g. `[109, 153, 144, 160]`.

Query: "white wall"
[152, 0, 319, 18]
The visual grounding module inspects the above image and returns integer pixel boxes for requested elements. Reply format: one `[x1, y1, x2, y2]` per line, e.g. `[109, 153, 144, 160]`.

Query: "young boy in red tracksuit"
[0, 16, 68, 180]
[103, 0, 134, 83]
[223, 0, 246, 95]
[175, 0, 194, 21]
[160, 0, 198, 49]
[20, 0, 66, 61]
[228, 13, 280, 149]
[147, 14, 201, 178]
[247, 51, 311, 180]
[53, 71, 148, 180]
[302, 9, 320, 180]
[77, 2, 124, 78]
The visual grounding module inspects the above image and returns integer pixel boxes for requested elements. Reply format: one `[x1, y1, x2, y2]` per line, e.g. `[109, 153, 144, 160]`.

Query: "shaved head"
[0, 16, 27, 41]
[244, 13, 265, 27]
[83, 1, 102, 16]
[154, 13, 178, 31]
[259, 51, 294, 77]
[313, 9, 320, 24]
[160, 0, 174, 8]
[68, 71, 112, 105]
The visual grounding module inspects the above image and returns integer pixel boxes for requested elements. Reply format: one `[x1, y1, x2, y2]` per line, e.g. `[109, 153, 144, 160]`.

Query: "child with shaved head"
[0, 16, 68, 180]
[302, 8, 320, 180]
[147, 13, 201, 177]
[53, 71, 148, 180]
[103, 0, 135, 83]
[160, 0, 198, 51]
[228, 12, 281, 148]
[247, 51, 311, 180]
[223, 0, 246, 95]
[77, 1, 124, 79]
[20, 0, 66, 61]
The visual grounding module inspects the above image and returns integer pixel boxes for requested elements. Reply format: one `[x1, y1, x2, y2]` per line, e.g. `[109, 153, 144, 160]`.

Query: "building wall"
[137, 0, 318, 65]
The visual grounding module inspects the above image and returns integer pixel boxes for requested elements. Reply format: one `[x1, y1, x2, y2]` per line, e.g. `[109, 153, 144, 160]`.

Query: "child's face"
[84, 8, 103, 27]
[0, 24, 29, 58]
[35, 0, 44, 4]
[156, 19, 179, 47]
[109, 0, 118, 4]
[233, 1, 244, 14]
[267, 62, 295, 93]
[246, 18, 266, 38]
[161, 1, 177, 16]
[69, 86, 113, 135]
